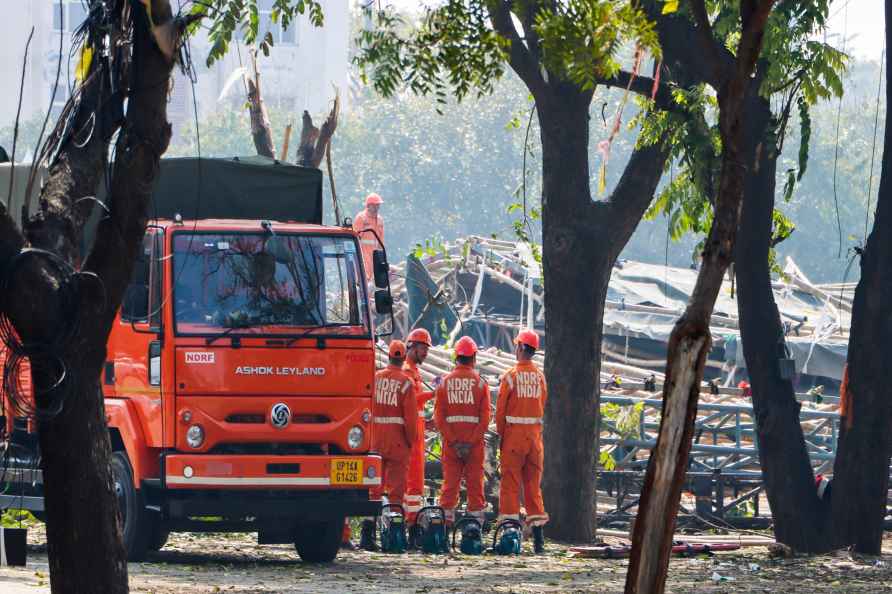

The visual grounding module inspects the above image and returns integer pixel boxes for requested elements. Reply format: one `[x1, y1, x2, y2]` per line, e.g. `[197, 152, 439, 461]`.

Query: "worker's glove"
[432, 376, 443, 388]
[455, 442, 471, 459]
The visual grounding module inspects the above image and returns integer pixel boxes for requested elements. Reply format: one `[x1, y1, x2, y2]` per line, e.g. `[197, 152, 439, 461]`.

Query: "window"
[53, 1, 88, 34]
[258, 0, 298, 46]
[121, 235, 152, 323]
[121, 232, 162, 328]
[172, 233, 368, 336]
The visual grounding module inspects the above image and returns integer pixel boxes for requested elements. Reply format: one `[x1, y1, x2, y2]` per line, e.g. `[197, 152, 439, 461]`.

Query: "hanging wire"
[146, 6, 204, 321]
[664, 161, 673, 307]
[520, 102, 538, 242]
[865, 46, 885, 240]
[830, 2, 848, 258]
[5, 27, 35, 211]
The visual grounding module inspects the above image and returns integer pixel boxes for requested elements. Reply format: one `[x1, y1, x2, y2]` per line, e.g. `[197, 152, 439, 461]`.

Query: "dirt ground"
[3, 527, 892, 593]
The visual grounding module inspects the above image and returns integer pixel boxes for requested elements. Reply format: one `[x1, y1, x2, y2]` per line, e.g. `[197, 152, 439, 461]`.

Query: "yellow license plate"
[331, 458, 363, 485]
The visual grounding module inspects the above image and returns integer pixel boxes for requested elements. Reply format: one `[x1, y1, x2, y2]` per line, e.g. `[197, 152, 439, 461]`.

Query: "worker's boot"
[407, 524, 418, 550]
[359, 519, 378, 552]
[532, 526, 545, 554]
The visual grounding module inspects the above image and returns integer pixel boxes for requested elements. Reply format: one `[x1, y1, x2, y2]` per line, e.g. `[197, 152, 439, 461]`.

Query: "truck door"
[106, 229, 164, 447]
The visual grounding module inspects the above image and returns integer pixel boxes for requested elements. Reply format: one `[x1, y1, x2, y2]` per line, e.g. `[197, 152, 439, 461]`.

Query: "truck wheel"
[294, 517, 343, 563]
[111, 451, 150, 561]
[149, 524, 170, 552]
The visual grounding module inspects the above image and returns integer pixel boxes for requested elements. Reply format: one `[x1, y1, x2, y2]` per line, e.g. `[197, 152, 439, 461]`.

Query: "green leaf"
[662, 0, 679, 15]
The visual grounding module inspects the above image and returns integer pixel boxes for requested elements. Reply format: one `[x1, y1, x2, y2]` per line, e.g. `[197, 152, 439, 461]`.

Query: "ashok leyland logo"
[270, 403, 291, 429]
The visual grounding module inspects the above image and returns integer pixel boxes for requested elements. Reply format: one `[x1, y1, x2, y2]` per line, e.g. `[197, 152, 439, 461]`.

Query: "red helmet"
[388, 340, 407, 359]
[515, 329, 540, 350]
[365, 192, 383, 206]
[454, 336, 478, 357]
[406, 328, 432, 347]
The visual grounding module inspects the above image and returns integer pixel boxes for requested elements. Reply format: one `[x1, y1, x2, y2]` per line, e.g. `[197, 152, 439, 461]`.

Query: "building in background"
[0, 0, 350, 151]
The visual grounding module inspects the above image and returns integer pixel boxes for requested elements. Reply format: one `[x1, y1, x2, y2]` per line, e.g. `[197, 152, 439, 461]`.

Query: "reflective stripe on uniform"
[506, 415, 542, 425]
[404, 495, 423, 513]
[525, 513, 550, 527]
[445, 415, 480, 423]
[418, 411, 426, 418]
[374, 417, 405, 425]
[361, 239, 378, 245]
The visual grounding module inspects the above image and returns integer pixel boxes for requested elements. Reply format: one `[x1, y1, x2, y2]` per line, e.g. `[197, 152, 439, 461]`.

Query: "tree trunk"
[296, 94, 339, 169]
[625, 0, 775, 582]
[830, 0, 892, 553]
[539, 91, 602, 543]
[0, 3, 181, 592]
[538, 85, 669, 542]
[247, 51, 276, 159]
[736, 94, 832, 552]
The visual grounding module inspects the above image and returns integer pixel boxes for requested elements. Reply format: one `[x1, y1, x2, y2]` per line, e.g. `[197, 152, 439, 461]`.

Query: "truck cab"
[1, 157, 390, 563]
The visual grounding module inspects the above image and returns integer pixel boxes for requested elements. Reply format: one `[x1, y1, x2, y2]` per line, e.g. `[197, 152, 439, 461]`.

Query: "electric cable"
[830, 2, 848, 258]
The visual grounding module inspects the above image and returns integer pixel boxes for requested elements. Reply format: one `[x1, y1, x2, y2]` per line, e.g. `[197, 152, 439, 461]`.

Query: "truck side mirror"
[373, 250, 389, 288]
[374, 289, 393, 315]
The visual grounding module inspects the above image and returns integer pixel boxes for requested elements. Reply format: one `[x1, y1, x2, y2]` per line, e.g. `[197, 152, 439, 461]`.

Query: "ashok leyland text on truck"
[0, 156, 396, 563]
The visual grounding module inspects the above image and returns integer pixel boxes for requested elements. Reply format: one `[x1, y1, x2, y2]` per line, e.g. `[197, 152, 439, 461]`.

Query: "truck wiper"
[205, 325, 250, 346]
[285, 323, 342, 347]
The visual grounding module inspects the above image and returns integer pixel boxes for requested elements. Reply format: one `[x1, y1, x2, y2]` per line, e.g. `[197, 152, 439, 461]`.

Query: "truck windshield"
[172, 233, 368, 336]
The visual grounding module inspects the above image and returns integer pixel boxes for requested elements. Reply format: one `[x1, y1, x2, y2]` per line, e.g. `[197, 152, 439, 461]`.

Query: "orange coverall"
[434, 364, 491, 522]
[403, 359, 435, 523]
[353, 208, 385, 281]
[371, 364, 417, 505]
[496, 361, 549, 527]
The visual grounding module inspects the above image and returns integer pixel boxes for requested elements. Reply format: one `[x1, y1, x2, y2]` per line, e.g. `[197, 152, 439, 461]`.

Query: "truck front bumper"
[162, 453, 381, 490]
[154, 453, 383, 520]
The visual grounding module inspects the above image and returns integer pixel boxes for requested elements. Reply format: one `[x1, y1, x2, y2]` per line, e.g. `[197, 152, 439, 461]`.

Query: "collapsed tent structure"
[388, 235, 851, 393]
[385, 236, 857, 526]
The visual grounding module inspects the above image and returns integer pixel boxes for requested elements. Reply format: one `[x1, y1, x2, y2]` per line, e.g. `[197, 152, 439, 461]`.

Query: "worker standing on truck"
[353, 192, 385, 281]
[360, 340, 417, 550]
[434, 336, 490, 526]
[403, 328, 435, 540]
[496, 329, 548, 553]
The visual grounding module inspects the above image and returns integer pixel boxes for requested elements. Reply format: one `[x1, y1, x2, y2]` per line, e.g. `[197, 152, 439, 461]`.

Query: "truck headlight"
[347, 425, 364, 449]
[186, 424, 205, 448]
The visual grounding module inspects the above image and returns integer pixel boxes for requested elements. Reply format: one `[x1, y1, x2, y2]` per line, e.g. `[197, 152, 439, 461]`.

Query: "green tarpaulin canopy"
[1, 156, 323, 226]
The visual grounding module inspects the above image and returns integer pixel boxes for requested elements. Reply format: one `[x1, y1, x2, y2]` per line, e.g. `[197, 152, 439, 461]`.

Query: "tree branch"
[735, 0, 777, 80]
[310, 91, 340, 168]
[600, 70, 678, 112]
[602, 137, 671, 258]
[487, 0, 547, 96]
[83, 0, 179, 312]
[689, 0, 728, 86]
[247, 50, 276, 159]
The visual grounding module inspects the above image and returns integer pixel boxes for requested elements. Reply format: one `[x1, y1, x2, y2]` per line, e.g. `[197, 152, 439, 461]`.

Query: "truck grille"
[223, 414, 330, 424]
[225, 414, 265, 424]
[207, 443, 327, 456]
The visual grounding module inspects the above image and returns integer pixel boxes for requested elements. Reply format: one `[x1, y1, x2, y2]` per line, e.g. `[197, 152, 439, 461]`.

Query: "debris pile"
[382, 236, 854, 523]
[386, 235, 850, 389]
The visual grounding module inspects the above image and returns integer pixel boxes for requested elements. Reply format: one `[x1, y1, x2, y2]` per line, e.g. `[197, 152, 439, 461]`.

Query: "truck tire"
[293, 517, 343, 563]
[149, 524, 170, 552]
[111, 451, 151, 561]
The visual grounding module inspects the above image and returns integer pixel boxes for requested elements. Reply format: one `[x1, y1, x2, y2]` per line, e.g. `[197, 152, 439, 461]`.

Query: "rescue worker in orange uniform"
[496, 329, 548, 553]
[360, 340, 417, 550]
[434, 336, 491, 526]
[353, 193, 385, 281]
[403, 328, 436, 540]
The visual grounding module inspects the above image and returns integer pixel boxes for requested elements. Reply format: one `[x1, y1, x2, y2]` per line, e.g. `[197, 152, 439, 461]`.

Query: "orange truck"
[0, 157, 393, 562]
